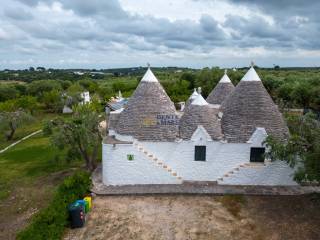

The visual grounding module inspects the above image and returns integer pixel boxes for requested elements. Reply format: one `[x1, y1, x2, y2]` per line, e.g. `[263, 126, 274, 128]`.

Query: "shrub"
[17, 171, 91, 240]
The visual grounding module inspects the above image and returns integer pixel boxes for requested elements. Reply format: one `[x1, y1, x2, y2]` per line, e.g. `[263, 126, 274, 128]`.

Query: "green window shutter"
[127, 154, 134, 161]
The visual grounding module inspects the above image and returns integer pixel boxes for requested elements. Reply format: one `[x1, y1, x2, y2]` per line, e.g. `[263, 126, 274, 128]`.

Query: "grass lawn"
[0, 112, 70, 150]
[0, 111, 103, 239]
[0, 126, 83, 239]
[0, 133, 82, 200]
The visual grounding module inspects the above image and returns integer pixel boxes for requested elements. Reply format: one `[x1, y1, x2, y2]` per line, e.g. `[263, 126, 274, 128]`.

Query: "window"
[195, 146, 206, 161]
[127, 154, 134, 161]
[250, 148, 265, 163]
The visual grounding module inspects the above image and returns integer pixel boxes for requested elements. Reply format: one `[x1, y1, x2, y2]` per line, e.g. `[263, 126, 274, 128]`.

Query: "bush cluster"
[17, 171, 91, 240]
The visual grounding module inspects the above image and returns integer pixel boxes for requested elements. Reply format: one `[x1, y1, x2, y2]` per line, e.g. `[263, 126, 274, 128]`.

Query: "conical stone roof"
[206, 70, 235, 105]
[221, 66, 289, 143]
[185, 88, 199, 107]
[116, 68, 178, 141]
[180, 94, 222, 140]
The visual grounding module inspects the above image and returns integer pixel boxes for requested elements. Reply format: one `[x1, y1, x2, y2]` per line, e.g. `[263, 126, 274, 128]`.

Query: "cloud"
[4, 6, 33, 20]
[63, 0, 126, 17]
[0, 0, 320, 69]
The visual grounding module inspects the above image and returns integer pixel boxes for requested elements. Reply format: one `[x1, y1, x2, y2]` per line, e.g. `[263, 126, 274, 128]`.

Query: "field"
[0, 113, 60, 150]
[0, 114, 83, 239]
[64, 195, 320, 240]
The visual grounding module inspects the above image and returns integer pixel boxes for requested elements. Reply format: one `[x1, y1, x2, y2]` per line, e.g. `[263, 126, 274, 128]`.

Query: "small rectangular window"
[127, 154, 134, 161]
[250, 148, 265, 162]
[195, 146, 206, 161]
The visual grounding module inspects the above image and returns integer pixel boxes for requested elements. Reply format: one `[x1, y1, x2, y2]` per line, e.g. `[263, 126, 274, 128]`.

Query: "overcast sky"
[1, 0, 320, 69]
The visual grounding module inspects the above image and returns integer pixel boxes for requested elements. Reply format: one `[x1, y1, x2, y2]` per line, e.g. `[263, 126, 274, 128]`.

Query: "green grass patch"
[0, 112, 65, 149]
[0, 133, 82, 200]
[16, 171, 91, 240]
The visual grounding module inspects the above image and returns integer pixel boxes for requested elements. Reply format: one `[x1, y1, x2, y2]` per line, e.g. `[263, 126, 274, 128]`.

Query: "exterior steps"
[218, 162, 266, 183]
[133, 142, 182, 182]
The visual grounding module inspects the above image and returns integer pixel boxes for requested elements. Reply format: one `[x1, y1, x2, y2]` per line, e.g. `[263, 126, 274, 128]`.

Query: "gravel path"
[0, 130, 42, 154]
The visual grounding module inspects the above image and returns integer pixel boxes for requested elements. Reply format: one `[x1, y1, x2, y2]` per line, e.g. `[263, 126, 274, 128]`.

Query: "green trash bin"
[84, 200, 89, 213]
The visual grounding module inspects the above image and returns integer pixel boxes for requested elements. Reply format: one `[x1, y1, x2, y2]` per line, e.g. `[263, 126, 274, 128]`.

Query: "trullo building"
[206, 70, 235, 105]
[103, 66, 297, 186]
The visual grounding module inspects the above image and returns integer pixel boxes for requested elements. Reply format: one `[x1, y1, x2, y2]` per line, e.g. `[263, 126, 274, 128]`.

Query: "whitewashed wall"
[221, 161, 298, 185]
[142, 141, 250, 182]
[102, 144, 180, 185]
[102, 128, 297, 186]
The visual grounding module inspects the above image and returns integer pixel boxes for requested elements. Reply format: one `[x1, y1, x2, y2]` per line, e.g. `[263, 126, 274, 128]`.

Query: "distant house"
[90, 71, 105, 75]
[62, 105, 73, 114]
[80, 91, 91, 104]
[62, 93, 73, 114]
[62, 91, 91, 113]
[73, 71, 85, 76]
[102, 66, 296, 186]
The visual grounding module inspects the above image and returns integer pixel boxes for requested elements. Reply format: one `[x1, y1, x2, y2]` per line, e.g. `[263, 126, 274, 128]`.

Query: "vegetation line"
[0, 129, 42, 153]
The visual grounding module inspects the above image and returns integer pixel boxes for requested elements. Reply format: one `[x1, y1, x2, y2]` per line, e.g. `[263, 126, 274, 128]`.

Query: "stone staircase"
[133, 142, 183, 183]
[217, 162, 266, 183]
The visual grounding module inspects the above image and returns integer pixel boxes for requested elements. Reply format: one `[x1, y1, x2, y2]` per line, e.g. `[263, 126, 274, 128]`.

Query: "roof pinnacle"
[219, 70, 232, 83]
[141, 66, 158, 82]
[192, 93, 208, 106]
[197, 87, 202, 94]
[241, 62, 261, 82]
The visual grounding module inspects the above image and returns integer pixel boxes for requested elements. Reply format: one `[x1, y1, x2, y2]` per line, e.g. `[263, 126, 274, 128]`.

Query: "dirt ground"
[0, 170, 75, 240]
[64, 194, 320, 240]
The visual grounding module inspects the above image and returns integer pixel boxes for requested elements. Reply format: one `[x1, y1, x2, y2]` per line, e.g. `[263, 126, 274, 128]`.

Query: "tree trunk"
[6, 122, 16, 141]
[87, 158, 96, 172]
[82, 150, 92, 171]
[76, 138, 99, 172]
[90, 144, 98, 171]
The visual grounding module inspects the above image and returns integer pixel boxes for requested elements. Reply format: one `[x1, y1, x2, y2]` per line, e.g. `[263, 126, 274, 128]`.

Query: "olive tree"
[0, 100, 33, 141]
[43, 103, 102, 171]
[265, 113, 320, 183]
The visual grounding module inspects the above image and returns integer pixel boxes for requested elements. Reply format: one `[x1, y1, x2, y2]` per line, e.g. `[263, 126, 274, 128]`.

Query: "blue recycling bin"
[75, 200, 86, 213]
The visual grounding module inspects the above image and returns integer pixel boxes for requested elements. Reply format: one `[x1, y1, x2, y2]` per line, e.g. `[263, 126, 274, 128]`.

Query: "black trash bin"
[68, 203, 85, 228]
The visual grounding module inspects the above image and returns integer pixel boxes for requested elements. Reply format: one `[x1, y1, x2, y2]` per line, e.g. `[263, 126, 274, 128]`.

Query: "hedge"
[17, 171, 91, 240]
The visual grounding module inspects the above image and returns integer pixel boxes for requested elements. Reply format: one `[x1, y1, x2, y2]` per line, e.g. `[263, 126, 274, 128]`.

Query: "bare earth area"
[0, 170, 75, 240]
[64, 194, 320, 240]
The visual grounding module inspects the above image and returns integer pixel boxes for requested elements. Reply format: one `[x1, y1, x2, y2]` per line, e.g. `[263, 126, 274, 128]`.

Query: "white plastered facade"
[102, 127, 297, 186]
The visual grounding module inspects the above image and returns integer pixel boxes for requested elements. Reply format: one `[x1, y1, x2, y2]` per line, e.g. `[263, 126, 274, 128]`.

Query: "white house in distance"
[80, 91, 91, 104]
[102, 65, 297, 186]
[62, 91, 91, 113]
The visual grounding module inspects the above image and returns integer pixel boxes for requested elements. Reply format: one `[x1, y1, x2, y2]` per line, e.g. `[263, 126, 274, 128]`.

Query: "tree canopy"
[43, 103, 103, 171]
[265, 113, 320, 183]
[0, 99, 34, 141]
